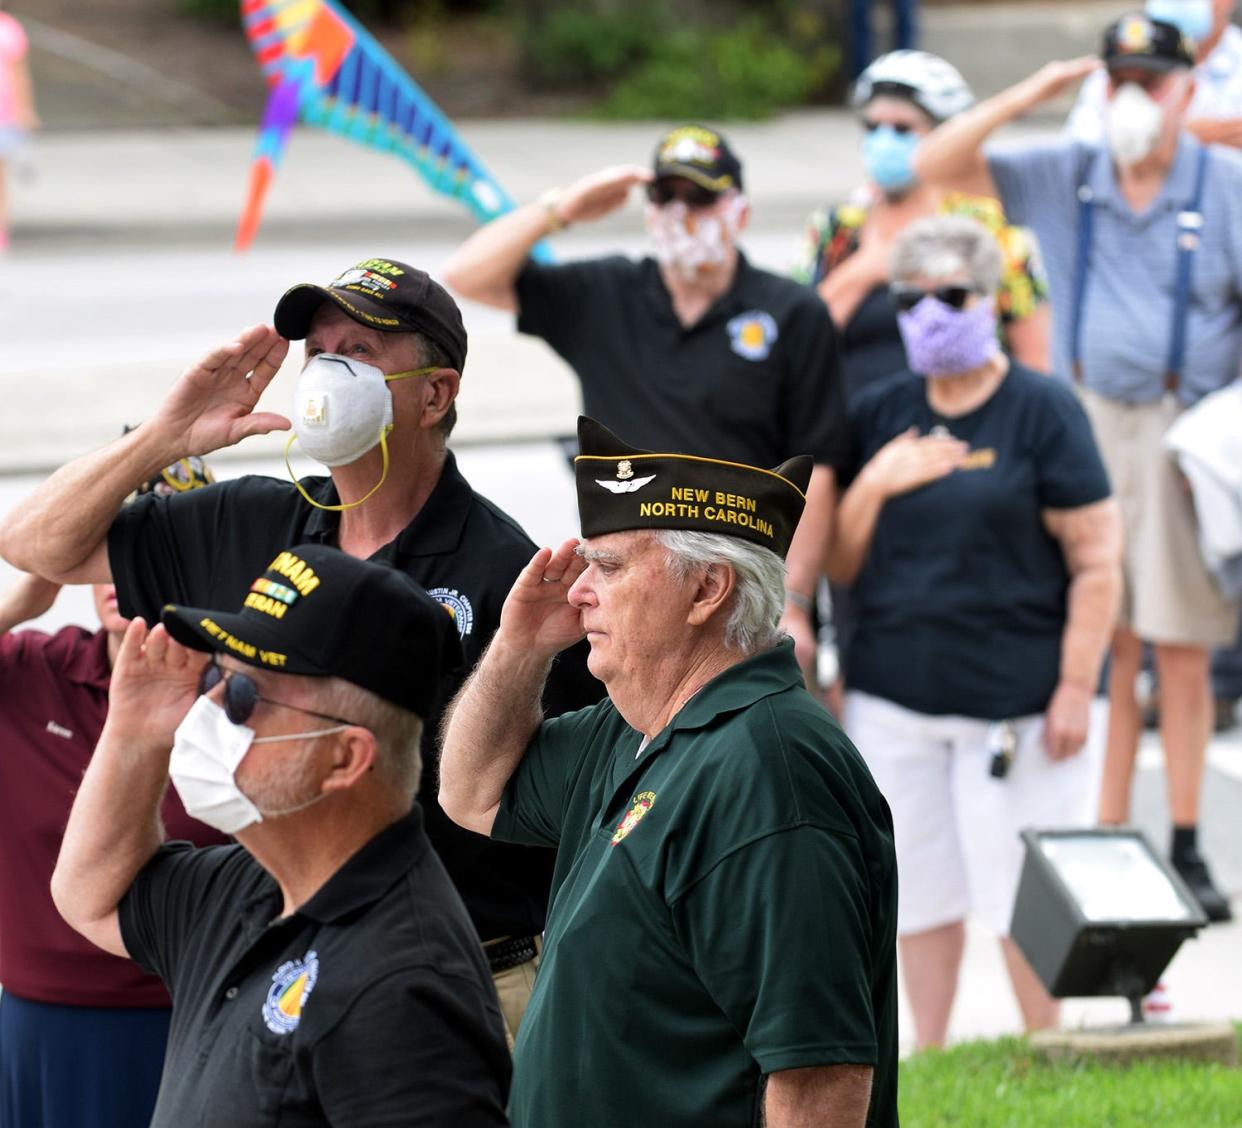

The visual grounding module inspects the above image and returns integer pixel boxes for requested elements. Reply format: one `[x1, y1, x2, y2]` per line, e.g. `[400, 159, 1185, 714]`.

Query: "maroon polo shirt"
[0, 625, 227, 1007]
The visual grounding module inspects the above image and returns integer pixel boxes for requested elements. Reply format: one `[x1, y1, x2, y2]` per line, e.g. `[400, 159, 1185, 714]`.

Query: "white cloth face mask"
[645, 196, 746, 280]
[1106, 82, 1164, 166]
[169, 696, 346, 835]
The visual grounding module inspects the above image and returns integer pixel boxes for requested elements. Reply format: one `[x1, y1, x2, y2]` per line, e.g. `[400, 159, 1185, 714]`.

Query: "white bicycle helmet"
[852, 50, 975, 123]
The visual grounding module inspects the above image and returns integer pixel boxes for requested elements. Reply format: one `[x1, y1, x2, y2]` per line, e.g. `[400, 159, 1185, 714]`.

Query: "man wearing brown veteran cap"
[52, 544, 511, 1126]
[440, 418, 898, 1128]
[0, 257, 603, 1041]
[443, 124, 850, 681]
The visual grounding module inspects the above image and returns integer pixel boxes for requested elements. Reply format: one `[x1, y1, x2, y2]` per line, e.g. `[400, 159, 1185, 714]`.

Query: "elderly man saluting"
[52, 545, 511, 1126]
[440, 418, 897, 1128]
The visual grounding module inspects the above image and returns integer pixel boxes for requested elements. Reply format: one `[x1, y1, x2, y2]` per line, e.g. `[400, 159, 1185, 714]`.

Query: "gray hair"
[319, 677, 425, 799]
[654, 529, 786, 655]
[890, 214, 1004, 295]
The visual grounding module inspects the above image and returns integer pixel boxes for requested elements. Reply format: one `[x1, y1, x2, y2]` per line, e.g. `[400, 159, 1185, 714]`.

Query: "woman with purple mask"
[828, 215, 1123, 1049]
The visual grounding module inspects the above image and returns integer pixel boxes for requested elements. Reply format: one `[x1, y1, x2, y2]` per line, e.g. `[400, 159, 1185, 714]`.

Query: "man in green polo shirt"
[440, 417, 898, 1128]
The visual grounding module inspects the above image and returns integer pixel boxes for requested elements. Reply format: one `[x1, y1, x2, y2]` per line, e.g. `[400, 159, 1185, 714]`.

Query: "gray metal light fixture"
[1011, 828, 1209, 1023]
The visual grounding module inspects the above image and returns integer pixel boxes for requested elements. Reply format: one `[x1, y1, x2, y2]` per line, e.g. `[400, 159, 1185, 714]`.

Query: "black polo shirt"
[118, 807, 510, 1127]
[515, 253, 848, 467]
[108, 452, 604, 941]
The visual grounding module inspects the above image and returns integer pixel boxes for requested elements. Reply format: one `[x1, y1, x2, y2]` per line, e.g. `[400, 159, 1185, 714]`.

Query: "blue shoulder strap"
[1165, 144, 1211, 385]
[1070, 150, 1096, 382]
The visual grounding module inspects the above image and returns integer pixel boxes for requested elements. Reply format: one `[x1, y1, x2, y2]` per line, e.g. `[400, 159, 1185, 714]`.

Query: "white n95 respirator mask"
[284, 354, 436, 512]
[1106, 83, 1164, 167]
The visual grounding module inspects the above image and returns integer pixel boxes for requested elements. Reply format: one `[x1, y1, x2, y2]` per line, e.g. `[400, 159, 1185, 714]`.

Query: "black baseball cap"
[573, 417, 810, 558]
[1102, 12, 1194, 73]
[652, 125, 744, 194]
[273, 258, 468, 373]
[162, 544, 463, 719]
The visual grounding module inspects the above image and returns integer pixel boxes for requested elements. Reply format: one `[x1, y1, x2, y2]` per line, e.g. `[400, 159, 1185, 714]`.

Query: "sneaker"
[1173, 850, 1234, 923]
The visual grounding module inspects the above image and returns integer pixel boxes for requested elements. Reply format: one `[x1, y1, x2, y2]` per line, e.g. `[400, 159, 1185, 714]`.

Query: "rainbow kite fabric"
[237, 0, 546, 257]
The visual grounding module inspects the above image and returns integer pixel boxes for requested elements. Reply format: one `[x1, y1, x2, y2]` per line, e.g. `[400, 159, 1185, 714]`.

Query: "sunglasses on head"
[646, 181, 721, 209]
[889, 284, 978, 312]
[862, 120, 917, 134]
[198, 657, 355, 728]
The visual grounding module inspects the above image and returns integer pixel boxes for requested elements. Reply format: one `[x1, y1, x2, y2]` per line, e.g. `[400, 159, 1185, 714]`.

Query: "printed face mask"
[1146, 0, 1212, 44]
[862, 125, 920, 194]
[285, 354, 435, 512]
[1106, 82, 1165, 166]
[896, 294, 999, 377]
[169, 696, 344, 835]
[645, 196, 745, 281]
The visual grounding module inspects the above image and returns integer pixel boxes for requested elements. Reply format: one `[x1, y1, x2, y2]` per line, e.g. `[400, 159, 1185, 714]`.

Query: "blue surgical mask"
[862, 125, 920, 194]
[1146, 0, 1212, 45]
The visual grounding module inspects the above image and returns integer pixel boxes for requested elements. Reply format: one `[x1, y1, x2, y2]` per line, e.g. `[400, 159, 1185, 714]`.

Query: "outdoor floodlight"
[1011, 828, 1209, 1023]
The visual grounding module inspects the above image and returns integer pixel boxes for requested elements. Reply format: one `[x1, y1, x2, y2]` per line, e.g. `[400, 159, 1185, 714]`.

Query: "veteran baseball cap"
[1102, 12, 1194, 73]
[574, 417, 810, 558]
[273, 258, 468, 372]
[652, 124, 744, 194]
[162, 544, 463, 719]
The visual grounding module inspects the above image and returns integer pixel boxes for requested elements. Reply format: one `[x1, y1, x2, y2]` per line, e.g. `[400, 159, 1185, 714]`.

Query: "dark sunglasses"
[646, 181, 721, 209]
[198, 658, 355, 728]
[862, 120, 916, 134]
[889, 284, 978, 312]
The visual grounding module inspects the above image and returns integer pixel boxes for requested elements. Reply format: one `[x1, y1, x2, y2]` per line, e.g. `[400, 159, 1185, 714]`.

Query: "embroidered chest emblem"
[611, 791, 657, 845]
[727, 310, 778, 361]
[429, 587, 475, 639]
[262, 950, 319, 1035]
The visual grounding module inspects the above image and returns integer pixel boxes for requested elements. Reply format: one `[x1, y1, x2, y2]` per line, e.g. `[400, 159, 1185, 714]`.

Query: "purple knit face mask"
[897, 295, 999, 377]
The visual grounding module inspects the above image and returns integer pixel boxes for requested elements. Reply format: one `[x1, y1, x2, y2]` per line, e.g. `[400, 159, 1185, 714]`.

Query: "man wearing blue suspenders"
[913, 11, 1242, 923]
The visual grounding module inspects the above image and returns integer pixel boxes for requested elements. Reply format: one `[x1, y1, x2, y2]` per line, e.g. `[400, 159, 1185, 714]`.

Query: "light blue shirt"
[987, 135, 1242, 405]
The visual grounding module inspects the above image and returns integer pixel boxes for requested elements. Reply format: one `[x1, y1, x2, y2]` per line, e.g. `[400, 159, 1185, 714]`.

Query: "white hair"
[653, 529, 786, 655]
[890, 214, 1004, 294]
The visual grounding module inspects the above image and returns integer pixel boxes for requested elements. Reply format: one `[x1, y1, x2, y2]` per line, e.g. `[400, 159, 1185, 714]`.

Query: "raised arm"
[51, 619, 207, 957]
[915, 57, 1101, 198]
[438, 539, 588, 835]
[1041, 497, 1123, 759]
[826, 429, 967, 585]
[0, 326, 289, 584]
[0, 573, 62, 635]
[441, 165, 651, 312]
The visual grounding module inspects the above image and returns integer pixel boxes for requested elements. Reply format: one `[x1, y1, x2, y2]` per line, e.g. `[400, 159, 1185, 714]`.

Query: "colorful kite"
[237, 0, 546, 256]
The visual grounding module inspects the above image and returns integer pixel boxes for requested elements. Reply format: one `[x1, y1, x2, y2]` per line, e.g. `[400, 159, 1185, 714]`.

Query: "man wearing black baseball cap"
[442, 126, 849, 689]
[0, 260, 604, 1038]
[440, 418, 897, 1128]
[51, 545, 511, 1126]
[915, 13, 1242, 924]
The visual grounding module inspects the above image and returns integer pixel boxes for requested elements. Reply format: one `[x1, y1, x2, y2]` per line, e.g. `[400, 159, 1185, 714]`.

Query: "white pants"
[843, 691, 1105, 937]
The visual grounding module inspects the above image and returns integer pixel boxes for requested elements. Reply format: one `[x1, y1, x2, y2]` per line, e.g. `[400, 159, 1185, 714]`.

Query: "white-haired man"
[440, 418, 897, 1128]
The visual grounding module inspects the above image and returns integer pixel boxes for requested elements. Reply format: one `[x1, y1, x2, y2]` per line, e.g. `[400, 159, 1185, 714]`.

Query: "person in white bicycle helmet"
[793, 49, 1051, 402]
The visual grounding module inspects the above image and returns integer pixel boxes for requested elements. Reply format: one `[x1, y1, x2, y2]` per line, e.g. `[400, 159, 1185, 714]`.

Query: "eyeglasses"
[862, 120, 917, 134]
[198, 658, 356, 728]
[646, 181, 721, 209]
[889, 284, 979, 312]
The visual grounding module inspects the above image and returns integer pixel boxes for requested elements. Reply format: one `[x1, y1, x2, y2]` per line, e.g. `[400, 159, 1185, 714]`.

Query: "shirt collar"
[654, 639, 803, 743]
[63, 628, 113, 690]
[296, 806, 428, 924]
[640, 250, 756, 326]
[300, 451, 471, 560]
[1088, 134, 1205, 214]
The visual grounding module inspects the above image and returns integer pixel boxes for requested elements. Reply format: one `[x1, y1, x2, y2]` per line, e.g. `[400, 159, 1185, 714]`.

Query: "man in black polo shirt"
[52, 545, 510, 1126]
[442, 126, 848, 678]
[0, 259, 602, 1040]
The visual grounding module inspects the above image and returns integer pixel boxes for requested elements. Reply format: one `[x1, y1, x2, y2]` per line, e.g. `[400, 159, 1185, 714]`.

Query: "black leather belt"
[484, 935, 538, 974]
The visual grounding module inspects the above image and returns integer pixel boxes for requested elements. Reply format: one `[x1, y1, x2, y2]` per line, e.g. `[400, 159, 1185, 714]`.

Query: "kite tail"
[235, 80, 299, 251]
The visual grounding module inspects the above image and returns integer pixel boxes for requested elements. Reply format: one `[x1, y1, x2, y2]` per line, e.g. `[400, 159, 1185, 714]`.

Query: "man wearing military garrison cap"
[440, 419, 898, 1128]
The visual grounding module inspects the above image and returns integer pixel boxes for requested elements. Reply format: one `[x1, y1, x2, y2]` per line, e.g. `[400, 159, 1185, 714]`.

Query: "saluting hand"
[558, 165, 653, 226]
[150, 324, 291, 457]
[1021, 56, 1101, 110]
[861, 427, 969, 500]
[102, 619, 208, 755]
[499, 539, 588, 658]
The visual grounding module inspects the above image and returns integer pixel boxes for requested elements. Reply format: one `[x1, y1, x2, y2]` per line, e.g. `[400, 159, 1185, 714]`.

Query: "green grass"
[899, 1029, 1242, 1126]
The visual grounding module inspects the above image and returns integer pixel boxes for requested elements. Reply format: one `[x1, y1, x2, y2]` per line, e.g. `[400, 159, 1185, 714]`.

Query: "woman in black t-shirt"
[827, 215, 1121, 1051]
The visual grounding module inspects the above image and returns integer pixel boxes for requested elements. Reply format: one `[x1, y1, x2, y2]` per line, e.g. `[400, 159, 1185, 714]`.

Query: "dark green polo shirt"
[493, 641, 898, 1128]
[515, 254, 849, 468]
